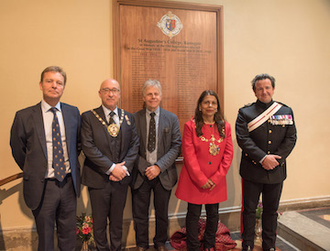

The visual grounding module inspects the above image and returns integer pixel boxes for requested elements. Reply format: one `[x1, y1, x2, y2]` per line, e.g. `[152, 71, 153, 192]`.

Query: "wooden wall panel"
[114, 0, 223, 133]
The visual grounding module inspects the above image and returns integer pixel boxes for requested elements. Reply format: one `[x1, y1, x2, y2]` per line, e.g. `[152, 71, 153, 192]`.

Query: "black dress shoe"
[242, 246, 253, 251]
[156, 246, 168, 251]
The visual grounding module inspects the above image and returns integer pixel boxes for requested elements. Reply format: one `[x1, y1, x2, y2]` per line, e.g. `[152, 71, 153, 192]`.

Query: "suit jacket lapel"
[61, 103, 72, 156]
[118, 108, 131, 156]
[117, 108, 122, 151]
[95, 106, 108, 124]
[158, 108, 165, 147]
[94, 106, 115, 152]
[32, 103, 47, 158]
[139, 110, 147, 151]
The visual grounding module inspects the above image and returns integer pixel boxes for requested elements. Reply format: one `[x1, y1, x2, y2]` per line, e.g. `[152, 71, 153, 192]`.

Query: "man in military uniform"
[235, 73, 297, 251]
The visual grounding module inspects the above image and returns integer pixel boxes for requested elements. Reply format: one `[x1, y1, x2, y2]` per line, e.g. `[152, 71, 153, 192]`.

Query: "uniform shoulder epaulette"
[243, 103, 253, 108]
[275, 101, 288, 107]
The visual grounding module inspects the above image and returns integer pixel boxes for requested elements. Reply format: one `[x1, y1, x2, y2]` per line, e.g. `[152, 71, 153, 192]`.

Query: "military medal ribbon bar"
[248, 102, 282, 132]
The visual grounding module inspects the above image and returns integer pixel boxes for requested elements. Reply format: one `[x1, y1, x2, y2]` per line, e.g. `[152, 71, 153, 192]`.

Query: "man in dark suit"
[81, 78, 139, 251]
[10, 66, 81, 251]
[235, 73, 297, 251]
[131, 79, 181, 251]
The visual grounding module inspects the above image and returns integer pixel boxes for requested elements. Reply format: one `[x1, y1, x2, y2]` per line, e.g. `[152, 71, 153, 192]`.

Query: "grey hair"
[142, 79, 162, 96]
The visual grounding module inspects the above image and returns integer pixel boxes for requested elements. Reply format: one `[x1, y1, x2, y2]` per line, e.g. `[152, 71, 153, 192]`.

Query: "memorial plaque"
[114, 0, 223, 134]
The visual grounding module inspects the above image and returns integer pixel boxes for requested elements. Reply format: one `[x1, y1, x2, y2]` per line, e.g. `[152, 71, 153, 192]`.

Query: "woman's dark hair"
[194, 90, 225, 138]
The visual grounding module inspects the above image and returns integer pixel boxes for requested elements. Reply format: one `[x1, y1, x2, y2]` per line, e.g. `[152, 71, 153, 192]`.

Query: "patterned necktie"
[109, 111, 116, 124]
[50, 107, 66, 181]
[148, 112, 156, 152]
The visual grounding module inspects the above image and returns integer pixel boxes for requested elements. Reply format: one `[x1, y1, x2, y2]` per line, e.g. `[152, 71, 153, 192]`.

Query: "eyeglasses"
[100, 88, 120, 94]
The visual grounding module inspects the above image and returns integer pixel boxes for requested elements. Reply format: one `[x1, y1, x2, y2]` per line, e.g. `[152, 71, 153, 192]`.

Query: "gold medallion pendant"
[92, 109, 127, 138]
[209, 142, 220, 156]
[196, 121, 225, 156]
[199, 134, 222, 156]
[107, 123, 120, 137]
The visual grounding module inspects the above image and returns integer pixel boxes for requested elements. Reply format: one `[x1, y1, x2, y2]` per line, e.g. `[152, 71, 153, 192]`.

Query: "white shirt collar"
[41, 100, 61, 112]
[146, 106, 160, 117]
[102, 105, 118, 116]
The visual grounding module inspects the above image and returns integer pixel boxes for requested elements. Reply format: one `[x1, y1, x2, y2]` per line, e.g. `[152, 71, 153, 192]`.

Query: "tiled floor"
[229, 231, 299, 251]
[278, 207, 330, 250]
[112, 207, 330, 250]
[125, 231, 299, 251]
[298, 207, 330, 229]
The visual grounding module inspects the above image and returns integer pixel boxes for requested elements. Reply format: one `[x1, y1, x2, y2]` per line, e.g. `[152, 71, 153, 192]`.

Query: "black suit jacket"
[81, 106, 139, 188]
[10, 102, 81, 210]
[235, 100, 297, 184]
[132, 108, 181, 190]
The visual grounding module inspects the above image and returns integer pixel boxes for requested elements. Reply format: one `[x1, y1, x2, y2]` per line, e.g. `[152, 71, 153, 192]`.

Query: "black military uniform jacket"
[236, 100, 297, 184]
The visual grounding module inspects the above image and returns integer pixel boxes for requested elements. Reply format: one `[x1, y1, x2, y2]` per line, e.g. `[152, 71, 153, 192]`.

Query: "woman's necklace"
[199, 124, 224, 156]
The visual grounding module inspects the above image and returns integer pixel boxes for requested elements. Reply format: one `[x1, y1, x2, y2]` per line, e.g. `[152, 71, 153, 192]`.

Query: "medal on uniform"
[269, 115, 293, 126]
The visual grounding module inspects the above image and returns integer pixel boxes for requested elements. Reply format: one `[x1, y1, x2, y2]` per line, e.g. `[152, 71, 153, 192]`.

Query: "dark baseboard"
[1, 196, 329, 250]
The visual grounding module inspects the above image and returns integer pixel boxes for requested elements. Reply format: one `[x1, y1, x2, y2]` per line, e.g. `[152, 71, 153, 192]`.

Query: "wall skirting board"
[1, 196, 329, 250]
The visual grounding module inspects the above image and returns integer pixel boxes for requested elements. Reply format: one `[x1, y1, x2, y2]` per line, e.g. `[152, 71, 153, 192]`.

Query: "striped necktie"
[109, 111, 116, 124]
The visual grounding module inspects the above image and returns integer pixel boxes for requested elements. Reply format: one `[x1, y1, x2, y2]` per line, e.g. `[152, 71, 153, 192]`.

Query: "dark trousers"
[186, 203, 219, 251]
[241, 179, 283, 250]
[132, 177, 171, 249]
[88, 181, 129, 251]
[32, 175, 77, 251]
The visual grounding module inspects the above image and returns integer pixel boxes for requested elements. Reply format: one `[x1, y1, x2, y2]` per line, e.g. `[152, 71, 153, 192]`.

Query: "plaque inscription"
[119, 4, 220, 134]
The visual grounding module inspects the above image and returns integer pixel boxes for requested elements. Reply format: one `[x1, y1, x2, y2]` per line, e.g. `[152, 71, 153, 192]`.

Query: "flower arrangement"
[256, 200, 263, 219]
[76, 213, 94, 244]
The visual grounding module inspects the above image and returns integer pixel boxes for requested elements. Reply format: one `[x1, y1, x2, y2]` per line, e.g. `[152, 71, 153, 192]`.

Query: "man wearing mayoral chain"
[236, 73, 297, 251]
[81, 78, 139, 251]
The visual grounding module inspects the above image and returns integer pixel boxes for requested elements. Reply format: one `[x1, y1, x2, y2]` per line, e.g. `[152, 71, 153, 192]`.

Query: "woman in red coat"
[175, 90, 234, 251]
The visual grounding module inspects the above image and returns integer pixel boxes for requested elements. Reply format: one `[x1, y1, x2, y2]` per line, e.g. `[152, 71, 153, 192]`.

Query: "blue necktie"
[50, 107, 66, 181]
